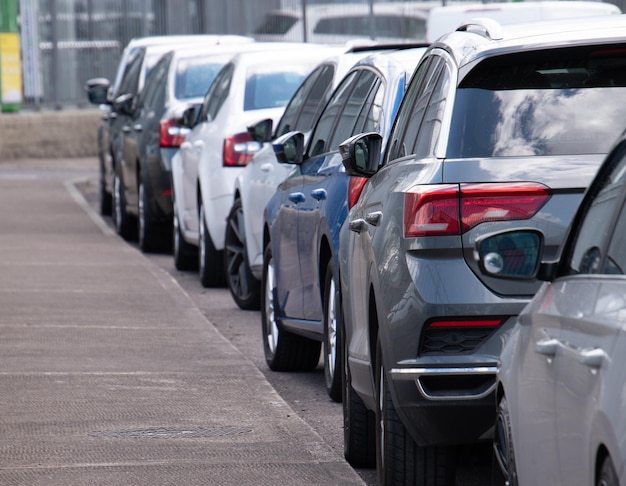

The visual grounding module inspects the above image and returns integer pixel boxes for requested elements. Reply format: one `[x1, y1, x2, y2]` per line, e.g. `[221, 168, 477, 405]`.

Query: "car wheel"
[173, 202, 197, 271]
[224, 198, 260, 310]
[99, 162, 112, 216]
[323, 260, 342, 402]
[598, 455, 619, 486]
[342, 319, 376, 468]
[199, 201, 225, 288]
[113, 170, 135, 241]
[493, 396, 519, 486]
[261, 242, 321, 371]
[138, 178, 163, 253]
[376, 338, 456, 485]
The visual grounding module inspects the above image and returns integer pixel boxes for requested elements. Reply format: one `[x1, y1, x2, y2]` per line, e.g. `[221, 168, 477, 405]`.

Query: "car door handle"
[260, 163, 273, 172]
[365, 211, 382, 226]
[311, 188, 327, 201]
[288, 192, 305, 204]
[349, 218, 367, 233]
[535, 337, 559, 357]
[122, 126, 131, 133]
[576, 348, 607, 368]
[133, 123, 142, 132]
[193, 140, 204, 149]
[109, 112, 117, 120]
[180, 141, 191, 150]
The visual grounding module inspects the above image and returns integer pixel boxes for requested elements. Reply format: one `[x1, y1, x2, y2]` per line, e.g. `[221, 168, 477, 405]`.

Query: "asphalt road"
[75, 159, 493, 485]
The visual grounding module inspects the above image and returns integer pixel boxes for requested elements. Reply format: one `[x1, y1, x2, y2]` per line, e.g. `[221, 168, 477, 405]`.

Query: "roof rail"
[456, 17, 503, 40]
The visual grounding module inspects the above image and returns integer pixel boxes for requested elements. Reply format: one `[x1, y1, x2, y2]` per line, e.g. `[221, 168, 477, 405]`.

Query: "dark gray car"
[337, 14, 626, 485]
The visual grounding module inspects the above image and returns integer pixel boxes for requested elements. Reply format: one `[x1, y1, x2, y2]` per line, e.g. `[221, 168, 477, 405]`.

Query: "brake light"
[348, 176, 368, 209]
[159, 118, 188, 148]
[223, 132, 259, 167]
[404, 183, 550, 238]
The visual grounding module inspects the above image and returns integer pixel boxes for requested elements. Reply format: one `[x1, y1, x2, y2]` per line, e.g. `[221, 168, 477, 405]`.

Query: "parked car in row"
[85, 35, 253, 218]
[171, 44, 339, 286]
[476, 129, 626, 486]
[337, 14, 626, 484]
[261, 45, 427, 403]
[225, 44, 409, 310]
[114, 44, 257, 251]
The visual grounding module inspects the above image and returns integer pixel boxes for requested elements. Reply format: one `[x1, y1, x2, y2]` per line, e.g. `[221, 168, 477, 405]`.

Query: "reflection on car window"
[175, 59, 226, 100]
[567, 144, 626, 275]
[244, 67, 310, 111]
[448, 46, 626, 158]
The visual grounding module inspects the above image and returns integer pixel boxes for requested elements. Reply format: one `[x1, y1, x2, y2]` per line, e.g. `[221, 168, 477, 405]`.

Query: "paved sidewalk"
[0, 158, 365, 486]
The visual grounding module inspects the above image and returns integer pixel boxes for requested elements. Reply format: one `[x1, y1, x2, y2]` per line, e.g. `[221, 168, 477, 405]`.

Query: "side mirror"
[113, 93, 135, 116]
[339, 132, 383, 177]
[474, 229, 543, 279]
[272, 131, 305, 165]
[248, 118, 274, 143]
[85, 77, 111, 105]
[180, 103, 202, 128]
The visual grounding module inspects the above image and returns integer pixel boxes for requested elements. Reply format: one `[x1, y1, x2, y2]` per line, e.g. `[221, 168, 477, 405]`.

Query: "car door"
[179, 64, 234, 236]
[548, 147, 626, 483]
[298, 69, 382, 322]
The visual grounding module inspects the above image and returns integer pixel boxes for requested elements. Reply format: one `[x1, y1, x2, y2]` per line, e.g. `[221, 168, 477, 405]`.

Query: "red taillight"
[159, 119, 188, 148]
[223, 132, 258, 167]
[403, 183, 550, 238]
[427, 318, 503, 328]
[348, 176, 368, 209]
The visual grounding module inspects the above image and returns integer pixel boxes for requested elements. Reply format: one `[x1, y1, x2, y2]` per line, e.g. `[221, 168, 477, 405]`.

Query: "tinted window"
[198, 63, 233, 122]
[139, 52, 171, 117]
[243, 68, 309, 111]
[387, 56, 443, 161]
[116, 48, 145, 98]
[254, 13, 298, 34]
[447, 46, 626, 158]
[275, 64, 335, 137]
[174, 57, 228, 100]
[566, 144, 626, 274]
[314, 15, 425, 39]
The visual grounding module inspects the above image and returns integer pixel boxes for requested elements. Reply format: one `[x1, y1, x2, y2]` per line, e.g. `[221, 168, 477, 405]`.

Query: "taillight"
[159, 119, 188, 148]
[348, 176, 368, 209]
[404, 182, 550, 238]
[223, 132, 260, 167]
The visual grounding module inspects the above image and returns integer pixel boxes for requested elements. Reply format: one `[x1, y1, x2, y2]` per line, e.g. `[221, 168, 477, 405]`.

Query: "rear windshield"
[244, 68, 310, 111]
[447, 45, 626, 158]
[174, 58, 226, 99]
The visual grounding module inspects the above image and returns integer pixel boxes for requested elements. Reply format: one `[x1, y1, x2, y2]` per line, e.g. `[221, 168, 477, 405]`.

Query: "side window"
[309, 70, 359, 157]
[274, 65, 324, 137]
[198, 64, 233, 123]
[328, 70, 378, 150]
[386, 56, 444, 162]
[116, 49, 145, 99]
[139, 53, 171, 114]
[567, 146, 626, 274]
[411, 62, 449, 157]
[294, 64, 335, 133]
[358, 78, 384, 134]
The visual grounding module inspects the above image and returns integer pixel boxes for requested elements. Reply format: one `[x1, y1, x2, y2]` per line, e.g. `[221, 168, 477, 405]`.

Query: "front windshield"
[447, 45, 626, 158]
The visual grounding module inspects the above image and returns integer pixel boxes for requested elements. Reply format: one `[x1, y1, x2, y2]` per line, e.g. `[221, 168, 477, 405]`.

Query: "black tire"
[493, 396, 519, 486]
[99, 160, 112, 216]
[376, 339, 456, 486]
[113, 170, 135, 241]
[173, 201, 197, 271]
[342, 318, 376, 468]
[224, 198, 261, 310]
[323, 260, 342, 402]
[598, 455, 619, 486]
[138, 177, 166, 253]
[260, 242, 321, 371]
[199, 202, 226, 288]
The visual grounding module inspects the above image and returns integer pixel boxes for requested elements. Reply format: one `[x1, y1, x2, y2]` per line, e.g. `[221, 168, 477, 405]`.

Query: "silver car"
[337, 15, 626, 484]
[476, 130, 626, 486]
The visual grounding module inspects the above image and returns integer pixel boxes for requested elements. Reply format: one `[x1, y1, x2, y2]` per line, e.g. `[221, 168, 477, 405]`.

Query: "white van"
[253, 2, 434, 44]
[426, 1, 621, 42]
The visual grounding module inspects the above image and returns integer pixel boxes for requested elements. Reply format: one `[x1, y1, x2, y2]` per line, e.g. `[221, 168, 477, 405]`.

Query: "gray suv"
[337, 15, 626, 485]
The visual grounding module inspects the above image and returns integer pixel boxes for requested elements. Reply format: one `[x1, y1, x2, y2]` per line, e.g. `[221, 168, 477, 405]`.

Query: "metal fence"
[18, 0, 626, 110]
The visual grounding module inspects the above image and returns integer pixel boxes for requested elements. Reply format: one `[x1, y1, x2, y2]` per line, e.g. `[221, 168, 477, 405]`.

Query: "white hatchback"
[171, 44, 338, 287]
